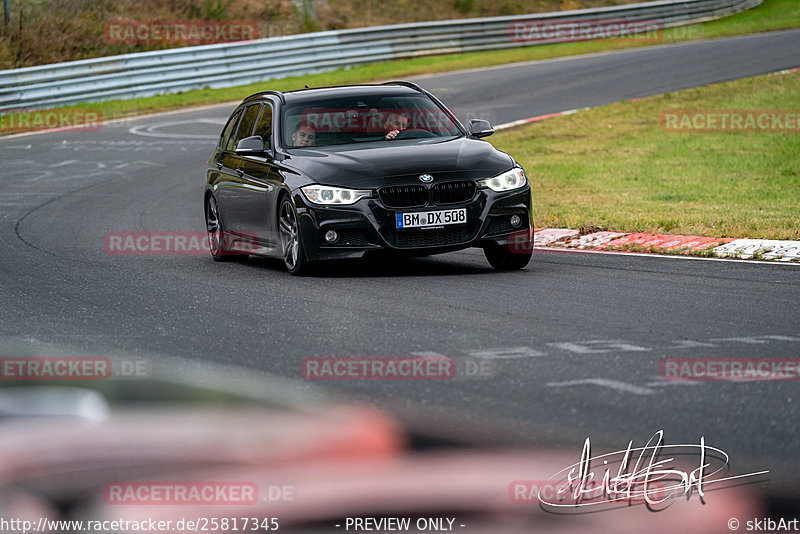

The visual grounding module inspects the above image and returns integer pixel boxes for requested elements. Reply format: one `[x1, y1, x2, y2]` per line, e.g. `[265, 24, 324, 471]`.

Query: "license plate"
[395, 208, 467, 229]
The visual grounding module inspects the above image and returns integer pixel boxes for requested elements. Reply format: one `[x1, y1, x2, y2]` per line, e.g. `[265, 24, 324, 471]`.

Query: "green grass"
[491, 71, 800, 240]
[1, 0, 799, 135]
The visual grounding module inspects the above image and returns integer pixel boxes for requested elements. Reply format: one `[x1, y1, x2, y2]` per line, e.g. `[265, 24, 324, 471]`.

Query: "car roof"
[242, 82, 425, 106]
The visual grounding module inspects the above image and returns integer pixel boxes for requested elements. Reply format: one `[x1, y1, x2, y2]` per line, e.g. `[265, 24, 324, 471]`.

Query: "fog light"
[324, 230, 339, 243]
[510, 215, 522, 228]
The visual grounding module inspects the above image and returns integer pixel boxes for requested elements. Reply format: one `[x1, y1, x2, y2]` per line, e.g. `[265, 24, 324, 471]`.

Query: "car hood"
[281, 137, 514, 188]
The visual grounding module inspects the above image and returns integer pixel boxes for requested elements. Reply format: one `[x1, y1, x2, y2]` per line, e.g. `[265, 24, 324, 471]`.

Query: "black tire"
[483, 242, 532, 271]
[205, 194, 240, 262]
[278, 197, 309, 275]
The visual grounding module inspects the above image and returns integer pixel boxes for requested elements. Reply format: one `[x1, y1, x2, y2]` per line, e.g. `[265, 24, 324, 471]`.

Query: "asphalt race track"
[2, 29, 800, 491]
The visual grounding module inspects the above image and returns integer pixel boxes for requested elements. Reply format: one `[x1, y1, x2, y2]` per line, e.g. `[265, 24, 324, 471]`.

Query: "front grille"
[379, 180, 476, 208]
[432, 181, 476, 205]
[379, 185, 427, 208]
[389, 227, 471, 248]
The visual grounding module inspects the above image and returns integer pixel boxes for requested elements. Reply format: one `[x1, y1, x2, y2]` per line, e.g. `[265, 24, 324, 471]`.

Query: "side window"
[254, 104, 273, 150]
[231, 104, 261, 151]
[220, 109, 242, 151]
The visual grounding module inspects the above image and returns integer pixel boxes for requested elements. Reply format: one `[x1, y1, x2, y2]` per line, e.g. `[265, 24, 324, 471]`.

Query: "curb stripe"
[534, 229, 800, 263]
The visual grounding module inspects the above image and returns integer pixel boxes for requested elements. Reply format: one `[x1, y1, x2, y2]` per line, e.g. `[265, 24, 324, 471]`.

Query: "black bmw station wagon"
[205, 81, 533, 274]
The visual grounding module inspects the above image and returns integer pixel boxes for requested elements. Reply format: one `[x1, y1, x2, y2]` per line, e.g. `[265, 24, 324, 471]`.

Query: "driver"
[291, 120, 316, 147]
[383, 112, 410, 140]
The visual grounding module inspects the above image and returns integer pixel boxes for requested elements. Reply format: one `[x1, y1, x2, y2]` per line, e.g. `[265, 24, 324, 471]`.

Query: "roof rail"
[244, 90, 286, 104]
[381, 81, 425, 93]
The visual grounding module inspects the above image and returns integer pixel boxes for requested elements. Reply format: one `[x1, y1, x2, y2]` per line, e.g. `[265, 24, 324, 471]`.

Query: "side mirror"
[468, 119, 494, 138]
[235, 135, 267, 155]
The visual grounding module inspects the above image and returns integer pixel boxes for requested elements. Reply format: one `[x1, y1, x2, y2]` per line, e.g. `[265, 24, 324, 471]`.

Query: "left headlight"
[301, 185, 371, 205]
[479, 167, 528, 192]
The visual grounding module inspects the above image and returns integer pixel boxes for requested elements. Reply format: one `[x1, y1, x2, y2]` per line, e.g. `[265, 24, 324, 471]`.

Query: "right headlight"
[479, 167, 528, 192]
[301, 185, 371, 205]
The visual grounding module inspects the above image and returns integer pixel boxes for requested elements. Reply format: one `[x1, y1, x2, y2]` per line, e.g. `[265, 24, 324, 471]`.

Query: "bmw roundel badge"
[419, 174, 434, 183]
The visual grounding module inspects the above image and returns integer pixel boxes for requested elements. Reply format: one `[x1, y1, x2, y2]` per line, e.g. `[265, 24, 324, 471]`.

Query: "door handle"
[216, 162, 222, 170]
[236, 168, 244, 177]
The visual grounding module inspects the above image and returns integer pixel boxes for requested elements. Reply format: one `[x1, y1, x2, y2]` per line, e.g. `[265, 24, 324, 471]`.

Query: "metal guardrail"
[0, 0, 762, 111]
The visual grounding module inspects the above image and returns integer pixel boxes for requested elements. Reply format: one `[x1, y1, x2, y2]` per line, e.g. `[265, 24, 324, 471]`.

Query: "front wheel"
[278, 197, 309, 275]
[483, 242, 532, 271]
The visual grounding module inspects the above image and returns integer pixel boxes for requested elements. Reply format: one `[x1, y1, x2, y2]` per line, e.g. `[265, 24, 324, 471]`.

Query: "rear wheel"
[205, 194, 239, 262]
[483, 242, 532, 271]
[278, 197, 309, 275]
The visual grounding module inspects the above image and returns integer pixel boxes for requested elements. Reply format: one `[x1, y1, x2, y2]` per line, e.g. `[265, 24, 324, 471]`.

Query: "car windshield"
[282, 93, 462, 148]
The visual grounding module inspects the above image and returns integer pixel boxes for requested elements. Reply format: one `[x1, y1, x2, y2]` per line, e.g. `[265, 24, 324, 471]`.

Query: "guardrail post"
[294, 0, 318, 30]
[304, 0, 317, 22]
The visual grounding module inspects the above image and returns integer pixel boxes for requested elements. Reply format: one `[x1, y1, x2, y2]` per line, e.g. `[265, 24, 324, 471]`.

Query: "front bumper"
[293, 185, 533, 262]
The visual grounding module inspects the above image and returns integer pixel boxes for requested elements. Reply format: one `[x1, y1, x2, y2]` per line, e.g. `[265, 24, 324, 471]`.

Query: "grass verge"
[1, 0, 799, 136]
[491, 70, 800, 240]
